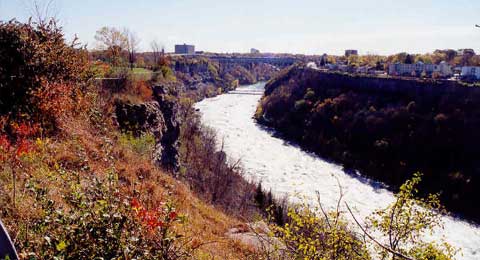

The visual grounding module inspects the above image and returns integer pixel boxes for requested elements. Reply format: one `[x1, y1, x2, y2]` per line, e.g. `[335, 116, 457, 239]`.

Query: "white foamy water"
[195, 82, 480, 259]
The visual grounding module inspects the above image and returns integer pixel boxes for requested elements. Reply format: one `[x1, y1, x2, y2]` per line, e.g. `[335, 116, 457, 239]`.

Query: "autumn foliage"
[0, 19, 89, 116]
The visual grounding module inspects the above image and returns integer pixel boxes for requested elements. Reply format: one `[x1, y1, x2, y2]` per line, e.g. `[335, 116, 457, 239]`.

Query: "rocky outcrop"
[114, 100, 166, 139]
[153, 85, 183, 171]
[226, 222, 283, 254]
[114, 100, 166, 164]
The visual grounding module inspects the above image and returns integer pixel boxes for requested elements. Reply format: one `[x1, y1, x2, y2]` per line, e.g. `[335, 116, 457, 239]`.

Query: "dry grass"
[0, 83, 258, 259]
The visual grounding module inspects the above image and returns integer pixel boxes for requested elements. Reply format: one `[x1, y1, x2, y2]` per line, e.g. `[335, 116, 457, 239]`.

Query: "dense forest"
[256, 65, 480, 223]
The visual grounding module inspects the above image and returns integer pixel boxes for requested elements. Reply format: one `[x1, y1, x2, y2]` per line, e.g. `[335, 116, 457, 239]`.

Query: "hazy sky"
[1, 0, 480, 55]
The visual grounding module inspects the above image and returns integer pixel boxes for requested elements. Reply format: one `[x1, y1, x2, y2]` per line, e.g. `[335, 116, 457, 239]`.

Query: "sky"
[1, 0, 480, 55]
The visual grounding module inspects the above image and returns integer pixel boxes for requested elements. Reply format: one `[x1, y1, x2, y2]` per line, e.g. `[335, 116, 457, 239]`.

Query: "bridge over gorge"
[208, 56, 298, 67]
[227, 89, 264, 95]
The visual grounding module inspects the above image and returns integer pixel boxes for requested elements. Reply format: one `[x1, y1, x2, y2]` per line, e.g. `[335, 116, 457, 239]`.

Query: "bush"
[161, 65, 177, 82]
[103, 67, 133, 92]
[260, 175, 457, 260]
[0, 19, 89, 115]
[366, 173, 457, 259]
[119, 133, 155, 156]
[268, 201, 370, 259]
[0, 119, 196, 259]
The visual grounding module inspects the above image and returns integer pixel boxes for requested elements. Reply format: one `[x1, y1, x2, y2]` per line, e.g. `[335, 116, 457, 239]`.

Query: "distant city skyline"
[1, 0, 479, 55]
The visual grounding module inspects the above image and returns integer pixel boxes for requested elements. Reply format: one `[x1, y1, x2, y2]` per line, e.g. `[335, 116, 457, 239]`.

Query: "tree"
[24, 0, 59, 26]
[94, 26, 127, 66]
[359, 173, 457, 259]
[347, 55, 360, 67]
[150, 40, 162, 70]
[404, 54, 414, 64]
[124, 28, 140, 70]
[435, 49, 458, 63]
[0, 20, 88, 115]
[362, 54, 382, 67]
[136, 56, 145, 68]
[387, 52, 408, 64]
[320, 57, 326, 67]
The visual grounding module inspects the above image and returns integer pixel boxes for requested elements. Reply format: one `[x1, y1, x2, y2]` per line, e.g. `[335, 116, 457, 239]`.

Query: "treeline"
[317, 49, 480, 71]
[256, 65, 480, 223]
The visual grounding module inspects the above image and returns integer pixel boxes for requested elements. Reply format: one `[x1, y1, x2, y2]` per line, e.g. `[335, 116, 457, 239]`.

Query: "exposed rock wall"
[153, 85, 182, 171]
[114, 100, 167, 166]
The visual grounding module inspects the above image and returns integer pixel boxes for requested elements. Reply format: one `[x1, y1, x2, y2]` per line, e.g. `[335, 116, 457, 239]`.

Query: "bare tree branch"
[25, 0, 59, 25]
[124, 28, 140, 70]
[333, 176, 344, 226]
[344, 202, 414, 260]
[150, 40, 161, 69]
[315, 191, 331, 229]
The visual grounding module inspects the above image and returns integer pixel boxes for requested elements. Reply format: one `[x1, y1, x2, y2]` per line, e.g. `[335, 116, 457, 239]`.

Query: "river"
[195, 82, 480, 259]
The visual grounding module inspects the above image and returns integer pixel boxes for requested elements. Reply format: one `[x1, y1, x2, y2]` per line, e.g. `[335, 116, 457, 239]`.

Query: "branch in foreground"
[344, 202, 414, 260]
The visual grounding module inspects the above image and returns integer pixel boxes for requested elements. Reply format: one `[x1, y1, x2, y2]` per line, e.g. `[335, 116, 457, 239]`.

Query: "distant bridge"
[209, 56, 297, 67]
[227, 90, 264, 95]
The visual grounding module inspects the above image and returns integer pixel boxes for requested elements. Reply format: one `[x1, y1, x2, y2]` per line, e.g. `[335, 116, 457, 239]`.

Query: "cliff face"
[257, 65, 480, 222]
[114, 58, 278, 174]
[114, 85, 183, 171]
[153, 85, 182, 171]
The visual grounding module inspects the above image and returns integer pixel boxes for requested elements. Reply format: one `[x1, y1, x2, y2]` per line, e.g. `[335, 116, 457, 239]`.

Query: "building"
[250, 48, 260, 54]
[461, 66, 480, 80]
[388, 61, 452, 77]
[306, 62, 318, 69]
[345, 49, 358, 57]
[175, 44, 195, 55]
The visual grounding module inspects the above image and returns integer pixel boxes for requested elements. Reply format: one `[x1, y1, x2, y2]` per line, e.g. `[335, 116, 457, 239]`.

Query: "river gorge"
[195, 82, 480, 260]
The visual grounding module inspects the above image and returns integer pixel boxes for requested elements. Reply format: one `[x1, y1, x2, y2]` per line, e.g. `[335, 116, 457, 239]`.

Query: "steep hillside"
[0, 20, 269, 259]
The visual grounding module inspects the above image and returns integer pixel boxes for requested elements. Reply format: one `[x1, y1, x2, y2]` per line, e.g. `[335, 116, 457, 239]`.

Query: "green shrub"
[366, 173, 457, 259]
[161, 65, 177, 82]
[269, 202, 370, 260]
[119, 133, 155, 156]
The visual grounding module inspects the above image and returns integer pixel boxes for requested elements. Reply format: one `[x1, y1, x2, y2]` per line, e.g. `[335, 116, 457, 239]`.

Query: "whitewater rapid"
[195, 82, 480, 259]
